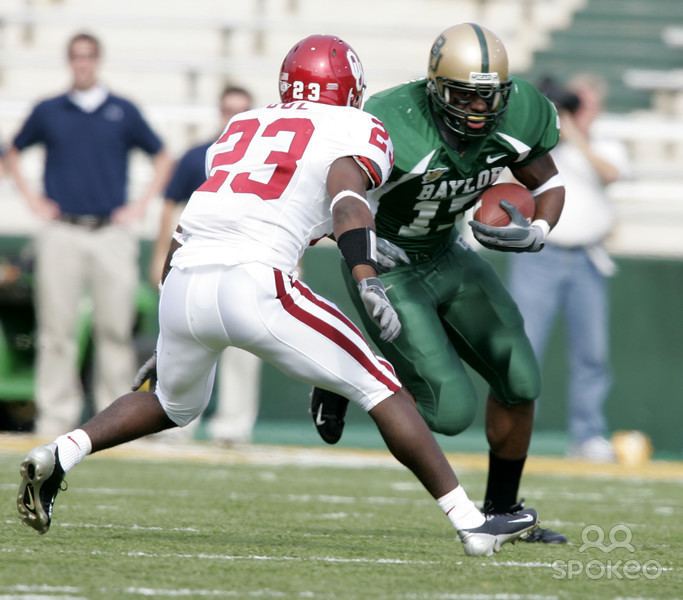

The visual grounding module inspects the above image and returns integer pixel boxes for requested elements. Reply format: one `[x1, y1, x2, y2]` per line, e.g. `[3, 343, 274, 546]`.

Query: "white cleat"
[17, 444, 66, 534]
[458, 508, 538, 556]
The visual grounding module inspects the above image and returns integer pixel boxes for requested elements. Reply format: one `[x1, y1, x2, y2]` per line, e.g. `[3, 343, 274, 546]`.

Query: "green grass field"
[1, 437, 681, 600]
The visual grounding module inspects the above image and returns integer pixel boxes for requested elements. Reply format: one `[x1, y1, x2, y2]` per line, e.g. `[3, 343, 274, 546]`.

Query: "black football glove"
[469, 200, 546, 253]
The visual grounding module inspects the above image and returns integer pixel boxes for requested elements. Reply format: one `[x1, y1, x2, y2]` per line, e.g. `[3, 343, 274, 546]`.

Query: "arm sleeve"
[164, 154, 192, 202]
[346, 111, 394, 189]
[126, 102, 163, 155]
[514, 85, 561, 168]
[13, 105, 46, 150]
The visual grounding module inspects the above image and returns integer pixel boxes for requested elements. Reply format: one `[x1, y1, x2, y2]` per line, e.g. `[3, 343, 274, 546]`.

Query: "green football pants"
[342, 239, 540, 436]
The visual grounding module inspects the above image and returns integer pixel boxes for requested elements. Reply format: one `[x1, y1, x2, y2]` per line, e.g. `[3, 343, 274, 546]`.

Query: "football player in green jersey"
[311, 23, 567, 543]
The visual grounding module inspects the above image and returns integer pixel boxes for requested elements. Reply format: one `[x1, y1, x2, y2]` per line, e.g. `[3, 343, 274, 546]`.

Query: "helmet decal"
[469, 72, 500, 84]
[347, 49, 364, 91]
[470, 22, 490, 72]
[429, 35, 446, 73]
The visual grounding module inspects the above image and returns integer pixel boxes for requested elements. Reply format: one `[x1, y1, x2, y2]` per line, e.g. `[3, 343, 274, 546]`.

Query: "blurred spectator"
[151, 85, 261, 445]
[508, 74, 630, 462]
[6, 31, 172, 435]
[149, 86, 254, 285]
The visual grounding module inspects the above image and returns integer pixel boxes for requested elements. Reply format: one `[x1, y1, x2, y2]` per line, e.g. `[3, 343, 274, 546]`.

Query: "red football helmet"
[279, 35, 366, 108]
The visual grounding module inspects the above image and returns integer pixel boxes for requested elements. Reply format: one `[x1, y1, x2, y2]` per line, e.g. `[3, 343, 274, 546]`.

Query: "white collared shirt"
[69, 84, 108, 113]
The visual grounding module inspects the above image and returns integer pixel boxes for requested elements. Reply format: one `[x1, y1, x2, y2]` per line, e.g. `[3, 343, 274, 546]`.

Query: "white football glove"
[132, 351, 157, 391]
[358, 277, 402, 342]
[469, 200, 546, 253]
[376, 237, 411, 272]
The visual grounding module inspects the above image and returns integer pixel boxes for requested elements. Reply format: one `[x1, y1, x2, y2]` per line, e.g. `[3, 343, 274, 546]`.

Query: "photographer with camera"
[507, 73, 630, 462]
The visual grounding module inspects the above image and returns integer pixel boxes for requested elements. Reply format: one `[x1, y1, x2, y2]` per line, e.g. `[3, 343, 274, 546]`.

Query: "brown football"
[474, 183, 535, 227]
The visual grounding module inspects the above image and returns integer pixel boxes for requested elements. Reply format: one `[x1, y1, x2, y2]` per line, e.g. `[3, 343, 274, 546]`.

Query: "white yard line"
[123, 550, 437, 565]
[402, 595, 558, 600]
[0, 586, 88, 600]
[0, 596, 88, 600]
[0, 587, 561, 600]
[124, 591, 242, 598]
[2, 484, 433, 506]
[4, 519, 199, 532]
[0, 546, 436, 566]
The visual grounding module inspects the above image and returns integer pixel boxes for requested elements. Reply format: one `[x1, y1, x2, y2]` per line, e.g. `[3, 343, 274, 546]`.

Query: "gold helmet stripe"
[469, 22, 489, 72]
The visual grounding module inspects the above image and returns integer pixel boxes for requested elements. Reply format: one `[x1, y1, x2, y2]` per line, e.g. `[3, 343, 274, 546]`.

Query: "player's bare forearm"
[532, 186, 565, 229]
[332, 197, 375, 237]
[329, 157, 374, 236]
[333, 200, 377, 282]
[511, 153, 565, 228]
[328, 157, 378, 282]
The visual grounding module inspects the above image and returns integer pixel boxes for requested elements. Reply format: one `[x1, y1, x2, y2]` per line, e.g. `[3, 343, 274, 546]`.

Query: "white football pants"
[156, 263, 400, 426]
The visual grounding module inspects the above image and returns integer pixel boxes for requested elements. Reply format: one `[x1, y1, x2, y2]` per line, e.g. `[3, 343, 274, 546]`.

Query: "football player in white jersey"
[17, 35, 538, 556]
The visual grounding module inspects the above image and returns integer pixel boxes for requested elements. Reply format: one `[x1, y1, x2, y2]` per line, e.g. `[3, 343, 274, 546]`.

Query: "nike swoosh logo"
[25, 485, 36, 513]
[315, 404, 326, 426]
[509, 514, 534, 523]
[486, 153, 506, 164]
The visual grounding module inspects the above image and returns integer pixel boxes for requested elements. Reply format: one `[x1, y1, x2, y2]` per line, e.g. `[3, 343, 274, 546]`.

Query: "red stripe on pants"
[273, 270, 399, 393]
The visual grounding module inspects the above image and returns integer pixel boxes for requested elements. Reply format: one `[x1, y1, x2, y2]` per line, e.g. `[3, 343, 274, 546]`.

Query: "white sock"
[54, 429, 93, 473]
[437, 485, 486, 531]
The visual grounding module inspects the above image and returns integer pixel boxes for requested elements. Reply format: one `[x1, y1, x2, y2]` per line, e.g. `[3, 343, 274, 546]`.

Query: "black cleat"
[523, 526, 568, 544]
[483, 500, 567, 545]
[17, 444, 67, 534]
[459, 508, 539, 556]
[309, 387, 349, 444]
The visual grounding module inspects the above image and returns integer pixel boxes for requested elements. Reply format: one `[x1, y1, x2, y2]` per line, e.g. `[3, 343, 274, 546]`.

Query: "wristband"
[530, 174, 564, 197]
[330, 189, 371, 212]
[531, 219, 551, 240]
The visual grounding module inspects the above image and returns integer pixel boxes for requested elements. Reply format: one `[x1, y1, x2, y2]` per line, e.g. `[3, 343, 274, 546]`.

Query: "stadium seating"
[524, 0, 683, 113]
[521, 0, 683, 257]
[0, 0, 584, 238]
[0, 1, 682, 454]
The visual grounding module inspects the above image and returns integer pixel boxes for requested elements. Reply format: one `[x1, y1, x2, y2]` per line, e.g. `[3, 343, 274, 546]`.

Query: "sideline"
[1, 432, 682, 482]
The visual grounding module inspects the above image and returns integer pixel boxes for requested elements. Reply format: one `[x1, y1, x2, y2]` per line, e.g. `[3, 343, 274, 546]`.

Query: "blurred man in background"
[150, 85, 261, 445]
[6, 32, 172, 435]
[508, 74, 630, 462]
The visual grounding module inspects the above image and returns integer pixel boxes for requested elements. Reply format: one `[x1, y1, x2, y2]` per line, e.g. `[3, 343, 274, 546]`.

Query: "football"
[473, 183, 535, 227]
